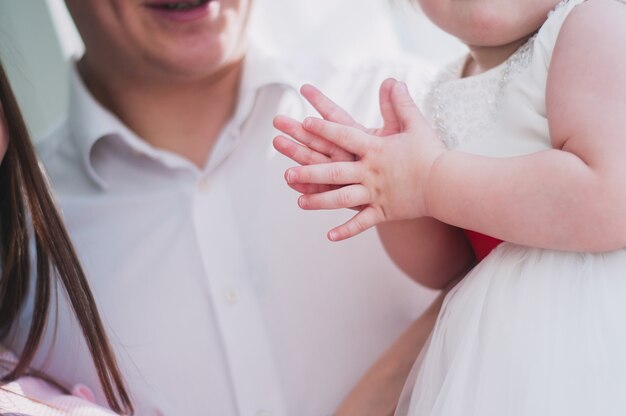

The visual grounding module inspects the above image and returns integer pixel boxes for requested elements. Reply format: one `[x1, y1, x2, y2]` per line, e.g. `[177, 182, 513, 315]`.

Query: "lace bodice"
[424, 39, 534, 149]
[424, 0, 624, 157]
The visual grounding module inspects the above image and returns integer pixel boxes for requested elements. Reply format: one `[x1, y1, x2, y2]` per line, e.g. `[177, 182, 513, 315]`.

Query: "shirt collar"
[68, 42, 302, 188]
[238, 42, 302, 105]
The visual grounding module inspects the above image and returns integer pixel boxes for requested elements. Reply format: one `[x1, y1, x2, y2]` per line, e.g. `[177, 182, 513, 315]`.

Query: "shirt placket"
[191, 169, 287, 416]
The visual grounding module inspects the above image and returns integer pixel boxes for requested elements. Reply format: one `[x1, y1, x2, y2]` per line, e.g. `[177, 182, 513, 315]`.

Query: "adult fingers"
[288, 182, 336, 195]
[300, 84, 366, 130]
[273, 135, 330, 166]
[302, 117, 370, 156]
[285, 161, 363, 185]
[273, 115, 352, 160]
[297, 184, 371, 210]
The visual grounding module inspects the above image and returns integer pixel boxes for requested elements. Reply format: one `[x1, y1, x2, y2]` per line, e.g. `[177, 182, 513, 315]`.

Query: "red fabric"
[464, 229, 503, 262]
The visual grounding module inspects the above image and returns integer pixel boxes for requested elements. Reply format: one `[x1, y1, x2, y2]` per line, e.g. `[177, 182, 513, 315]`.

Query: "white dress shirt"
[11, 46, 436, 416]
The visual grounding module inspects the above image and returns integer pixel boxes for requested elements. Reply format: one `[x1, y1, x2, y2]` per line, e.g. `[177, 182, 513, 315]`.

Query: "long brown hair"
[0, 60, 133, 414]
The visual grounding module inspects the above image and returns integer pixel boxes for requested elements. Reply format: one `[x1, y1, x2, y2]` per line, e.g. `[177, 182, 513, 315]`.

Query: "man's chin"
[147, 52, 243, 84]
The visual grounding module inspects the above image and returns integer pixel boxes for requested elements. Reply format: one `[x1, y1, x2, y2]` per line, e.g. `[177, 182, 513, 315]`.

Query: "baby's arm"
[288, 0, 626, 253]
[274, 83, 473, 288]
[377, 219, 472, 289]
[427, 0, 626, 252]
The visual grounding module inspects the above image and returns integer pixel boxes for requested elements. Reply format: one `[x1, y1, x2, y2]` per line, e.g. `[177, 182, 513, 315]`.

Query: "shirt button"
[197, 176, 211, 192]
[225, 289, 239, 304]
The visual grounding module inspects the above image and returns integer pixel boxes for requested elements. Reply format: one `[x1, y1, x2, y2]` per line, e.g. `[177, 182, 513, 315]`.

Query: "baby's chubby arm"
[427, 0, 626, 252]
[376, 218, 473, 289]
[273, 82, 473, 288]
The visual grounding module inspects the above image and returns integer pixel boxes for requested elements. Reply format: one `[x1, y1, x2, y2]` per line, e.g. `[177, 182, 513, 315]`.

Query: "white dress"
[397, 1, 626, 415]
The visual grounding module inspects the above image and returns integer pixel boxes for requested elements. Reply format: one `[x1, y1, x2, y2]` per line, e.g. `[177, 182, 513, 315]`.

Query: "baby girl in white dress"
[273, 0, 626, 414]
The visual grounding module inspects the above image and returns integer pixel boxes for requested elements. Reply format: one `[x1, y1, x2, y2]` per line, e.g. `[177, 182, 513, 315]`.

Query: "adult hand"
[335, 286, 450, 416]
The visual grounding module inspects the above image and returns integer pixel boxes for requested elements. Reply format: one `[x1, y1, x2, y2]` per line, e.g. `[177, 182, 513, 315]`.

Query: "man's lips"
[143, 0, 219, 22]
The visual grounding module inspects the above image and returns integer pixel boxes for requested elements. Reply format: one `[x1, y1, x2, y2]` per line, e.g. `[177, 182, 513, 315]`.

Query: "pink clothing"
[0, 348, 117, 415]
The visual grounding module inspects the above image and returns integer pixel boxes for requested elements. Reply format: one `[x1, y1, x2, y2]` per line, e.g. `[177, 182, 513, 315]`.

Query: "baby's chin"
[455, 23, 540, 52]
[442, 0, 555, 49]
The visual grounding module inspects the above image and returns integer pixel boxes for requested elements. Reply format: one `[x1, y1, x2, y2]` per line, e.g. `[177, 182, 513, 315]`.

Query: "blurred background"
[0, 0, 464, 139]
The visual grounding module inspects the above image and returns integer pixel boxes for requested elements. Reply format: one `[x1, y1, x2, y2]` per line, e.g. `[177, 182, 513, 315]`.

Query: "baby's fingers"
[286, 162, 363, 185]
[379, 78, 402, 135]
[328, 206, 382, 241]
[273, 135, 330, 166]
[298, 184, 371, 210]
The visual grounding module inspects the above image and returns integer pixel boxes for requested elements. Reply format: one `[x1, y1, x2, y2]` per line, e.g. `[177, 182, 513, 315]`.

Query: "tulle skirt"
[396, 243, 626, 416]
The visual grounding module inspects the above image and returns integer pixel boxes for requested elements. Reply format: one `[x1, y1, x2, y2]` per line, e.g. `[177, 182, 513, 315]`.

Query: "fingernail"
[298, 196, 307, 208]
[328, 231, 337, 241]
[286, 170, 296, 183]
[303, 117, 313, 129]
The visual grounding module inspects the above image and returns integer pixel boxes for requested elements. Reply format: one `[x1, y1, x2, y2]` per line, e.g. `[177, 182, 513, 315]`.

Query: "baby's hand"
[273, 79, 403, 195]
[285, 81, 447, 241]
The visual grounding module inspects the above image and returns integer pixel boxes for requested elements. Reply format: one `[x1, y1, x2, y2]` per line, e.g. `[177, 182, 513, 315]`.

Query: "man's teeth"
[161, 0, 207, 10]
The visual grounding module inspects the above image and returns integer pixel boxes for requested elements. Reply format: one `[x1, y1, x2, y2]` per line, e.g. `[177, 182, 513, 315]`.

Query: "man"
[14, 1, 439, 414]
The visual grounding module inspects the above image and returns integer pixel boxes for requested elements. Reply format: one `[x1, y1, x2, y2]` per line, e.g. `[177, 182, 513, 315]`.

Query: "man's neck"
[78, 57, 244, 169]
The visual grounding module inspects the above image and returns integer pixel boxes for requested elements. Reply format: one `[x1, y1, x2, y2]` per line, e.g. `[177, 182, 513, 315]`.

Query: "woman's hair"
[0, 60, 133, 414]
